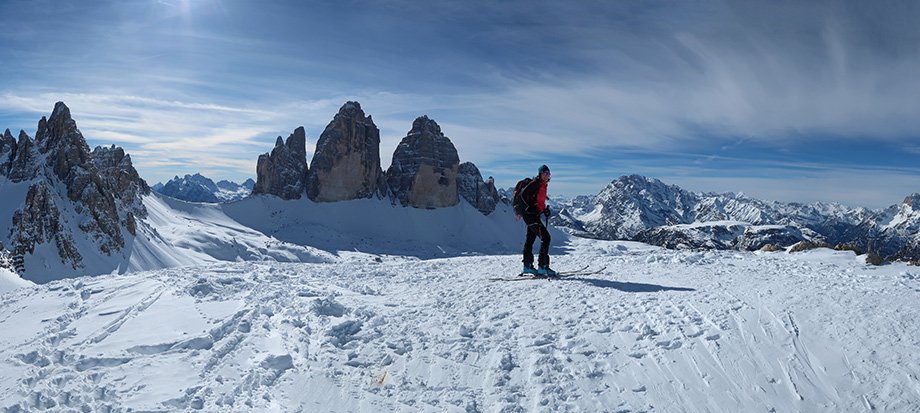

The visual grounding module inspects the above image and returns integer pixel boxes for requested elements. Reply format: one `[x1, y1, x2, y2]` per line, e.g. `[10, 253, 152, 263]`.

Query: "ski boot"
[522, 264, 539, 276]
[537, 266, 558, 277]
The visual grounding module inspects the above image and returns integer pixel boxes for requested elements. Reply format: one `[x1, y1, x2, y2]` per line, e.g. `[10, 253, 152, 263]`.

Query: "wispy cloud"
[0, 92, 306, 182]
[1, 0, 918, 205]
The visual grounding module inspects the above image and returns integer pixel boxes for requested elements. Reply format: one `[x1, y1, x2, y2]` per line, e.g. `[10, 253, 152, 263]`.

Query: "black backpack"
[512, 177, 539, 216]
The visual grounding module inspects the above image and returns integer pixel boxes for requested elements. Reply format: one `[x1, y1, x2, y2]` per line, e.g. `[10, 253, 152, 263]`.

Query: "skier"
[514, 164, 556, 277]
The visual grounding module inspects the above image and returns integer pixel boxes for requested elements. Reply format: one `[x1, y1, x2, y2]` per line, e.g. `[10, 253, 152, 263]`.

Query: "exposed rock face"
[253, 127, 308, 200]
[3, 102, 150, 271]
[36, 103, 91, 183]
[0, 129, 16, 175]
[387, 116, 460, 209]
[456, 162, 498, 214]
[307, 102, 385, 202]
[10, 183, 82, 267]
[92, 145, 149, 236]
[7, 130, 39, 182]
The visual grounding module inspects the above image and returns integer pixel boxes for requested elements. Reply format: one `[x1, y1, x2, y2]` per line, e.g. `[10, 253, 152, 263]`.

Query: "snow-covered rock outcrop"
[386, 116, 460, 209]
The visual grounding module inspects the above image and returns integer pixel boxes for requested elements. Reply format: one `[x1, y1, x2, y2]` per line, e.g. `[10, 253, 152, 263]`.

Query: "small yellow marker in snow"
[376, 369, 389, 386]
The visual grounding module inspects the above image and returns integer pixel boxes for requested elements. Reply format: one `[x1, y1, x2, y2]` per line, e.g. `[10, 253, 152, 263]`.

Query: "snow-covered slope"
[2, 240, 917, 411]
[3, 193, 332, 283]
[11, 190, 554, 283]
[0, 268, 32, 294]
[220, 195, 542, 259]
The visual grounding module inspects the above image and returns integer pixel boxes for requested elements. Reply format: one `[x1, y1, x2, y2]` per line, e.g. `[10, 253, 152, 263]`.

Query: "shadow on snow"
[570, 277, 696, 293]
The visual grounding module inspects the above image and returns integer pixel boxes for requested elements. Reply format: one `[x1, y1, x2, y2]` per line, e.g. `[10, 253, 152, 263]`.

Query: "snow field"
[1, 240, 919, 412]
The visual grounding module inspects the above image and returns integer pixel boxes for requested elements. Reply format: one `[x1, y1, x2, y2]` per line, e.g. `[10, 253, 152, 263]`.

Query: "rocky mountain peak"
[6, 131, 38, 182]
[386, 116, 460, 209]
[0, 129, 16, 175]
[410, 115, 442, 136]
[253, 127, 308, 200]
[606, 174, 681, 196]
[33, 102, 92, 184]
[307, 101, 386, 202]
[337, 101, 364, 118]
[36, 102, 84, 154]
[287, 127, 307, 158]
[4, 103, 149, 273]
[902, 194, 920, 209]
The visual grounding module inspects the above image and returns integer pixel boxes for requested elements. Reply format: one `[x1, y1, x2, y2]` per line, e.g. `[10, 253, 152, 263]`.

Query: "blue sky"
[1, 0, 919, 208]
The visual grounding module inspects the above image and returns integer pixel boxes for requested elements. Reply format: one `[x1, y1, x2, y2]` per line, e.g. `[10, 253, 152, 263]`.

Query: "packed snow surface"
[2, 239, 919, 412]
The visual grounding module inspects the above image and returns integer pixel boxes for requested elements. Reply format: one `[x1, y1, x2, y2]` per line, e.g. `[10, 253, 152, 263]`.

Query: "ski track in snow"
[1, 240, 919, 412]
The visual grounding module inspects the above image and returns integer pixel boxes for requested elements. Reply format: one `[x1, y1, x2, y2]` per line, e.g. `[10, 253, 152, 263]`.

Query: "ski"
[562, 265, 607, 276]
[557, 265, 590, 275]
[489, 266, 607, 281]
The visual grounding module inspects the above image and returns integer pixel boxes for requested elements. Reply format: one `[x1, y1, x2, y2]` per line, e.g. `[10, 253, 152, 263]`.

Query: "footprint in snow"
[312, 297, 347, 317]
[628, 351, 646, 359]
[656, 339, 682, 350]
[686, 329, 705, 338]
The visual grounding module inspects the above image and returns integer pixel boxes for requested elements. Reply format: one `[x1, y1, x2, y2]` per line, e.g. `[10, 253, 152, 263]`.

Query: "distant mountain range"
[152, 174, 255, 203]
[545, 174, 920, 261]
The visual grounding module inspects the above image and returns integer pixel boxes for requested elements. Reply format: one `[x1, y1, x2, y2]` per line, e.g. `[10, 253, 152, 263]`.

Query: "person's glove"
[543, 206, 551, 217]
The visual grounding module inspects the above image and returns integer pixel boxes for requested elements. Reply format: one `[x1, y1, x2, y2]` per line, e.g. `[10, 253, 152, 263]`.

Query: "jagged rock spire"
[253, 127, 308, 200]
[7, 130, 38, 182]
[0, 129, 17, 176]
[306, 101, 386, 202]
[386, 115, 460, 209]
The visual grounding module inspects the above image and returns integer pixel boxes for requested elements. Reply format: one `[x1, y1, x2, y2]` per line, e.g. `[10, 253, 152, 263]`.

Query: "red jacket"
[536, 179, 547, 213]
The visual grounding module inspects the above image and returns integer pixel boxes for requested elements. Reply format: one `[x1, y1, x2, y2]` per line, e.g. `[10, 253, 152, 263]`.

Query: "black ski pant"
[522, 214, 551, 267]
